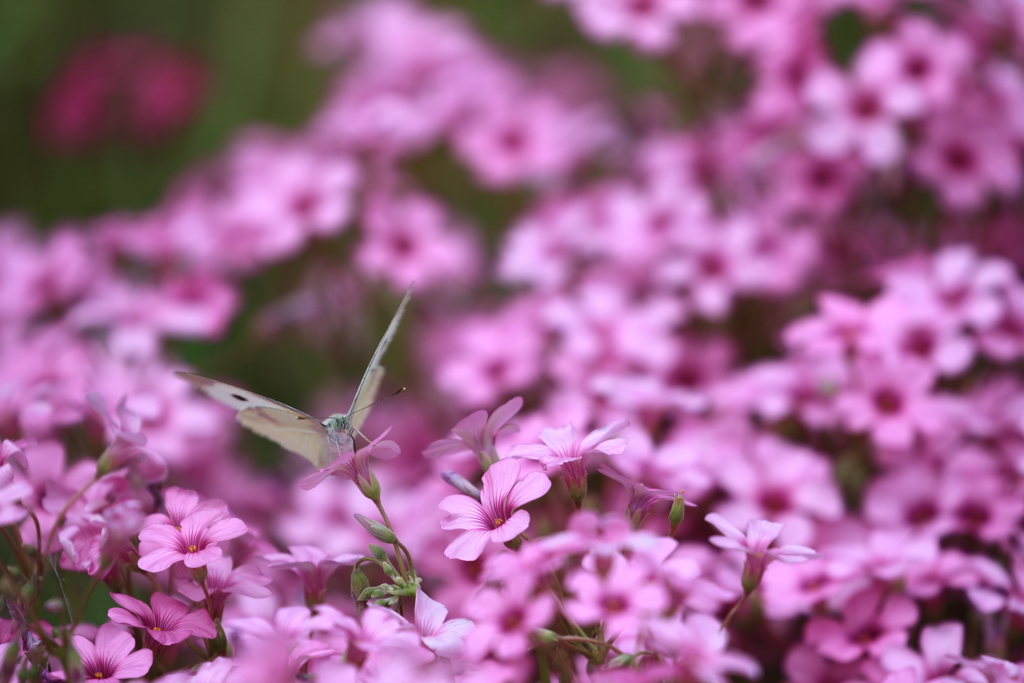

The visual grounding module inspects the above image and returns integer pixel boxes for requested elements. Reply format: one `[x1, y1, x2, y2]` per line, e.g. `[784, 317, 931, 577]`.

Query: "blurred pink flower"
[804, 584, 919, 663]
[706, 513, 820, 595]
[263, 545, 361, 604]
[414, 588, 474, 659]
[37, 34, 205, 151]
[438, 457, 550, 561]
[108, 592, 216, 646]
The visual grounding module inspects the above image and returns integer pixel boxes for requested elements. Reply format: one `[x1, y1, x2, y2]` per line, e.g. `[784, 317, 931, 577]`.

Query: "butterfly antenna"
[349, 388, 407, 443]
[351, 387, 407, 418]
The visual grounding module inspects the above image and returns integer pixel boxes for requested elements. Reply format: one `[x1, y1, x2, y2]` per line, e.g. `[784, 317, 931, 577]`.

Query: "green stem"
[41, 475, 100, 595]
[720, 593, 749, 632]
[373, 500, 408, 578]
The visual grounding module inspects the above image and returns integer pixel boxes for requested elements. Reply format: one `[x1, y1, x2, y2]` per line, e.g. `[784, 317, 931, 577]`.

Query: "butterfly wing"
[236, 407, 334, 469]
[349, 366, 385, 432]
[176, 371, 332, 467]
[175, 371, 319, 417]
[345, 285, 413, 417]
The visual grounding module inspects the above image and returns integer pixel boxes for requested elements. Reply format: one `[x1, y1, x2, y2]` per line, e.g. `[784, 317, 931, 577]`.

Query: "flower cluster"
[2, 0, 1024, 681]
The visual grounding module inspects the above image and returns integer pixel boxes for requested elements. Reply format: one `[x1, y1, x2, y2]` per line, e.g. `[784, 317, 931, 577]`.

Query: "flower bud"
[355, 514, 398, 544]
[440, 470, 481, 501]
[357, 471, 382, 502]
[533, 629, 560, 645]
[351, 568, 369, 600]
[669, 492, 688, 536]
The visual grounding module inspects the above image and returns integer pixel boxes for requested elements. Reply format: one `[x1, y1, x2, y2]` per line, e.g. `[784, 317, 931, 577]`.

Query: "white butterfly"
[176, 286, 412, 469]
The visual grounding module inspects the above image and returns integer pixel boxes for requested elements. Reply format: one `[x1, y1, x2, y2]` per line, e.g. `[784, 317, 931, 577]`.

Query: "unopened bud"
[357, 471, 381, 502]
[354, 514, 398, 544]
[43, 598, 64, 614]
[669, 492, 688, 536]
[504, 535, 523, 551]
[533, 628, 560, 645]
[441, 470, 481, 501]
[351, 568, 369, 600]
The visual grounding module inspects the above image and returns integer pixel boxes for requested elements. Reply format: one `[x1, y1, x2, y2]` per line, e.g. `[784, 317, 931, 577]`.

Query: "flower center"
[94, 673, 104, 679]
[493, 518, 504, 526]
[152, 626, 162, 631]
[188, 544, 198, 552]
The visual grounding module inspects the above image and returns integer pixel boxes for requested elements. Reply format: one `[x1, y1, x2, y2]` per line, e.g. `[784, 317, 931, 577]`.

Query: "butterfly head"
[323, 414, 354, 436]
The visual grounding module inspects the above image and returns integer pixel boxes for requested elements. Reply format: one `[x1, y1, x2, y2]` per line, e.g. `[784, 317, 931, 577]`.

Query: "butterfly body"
[176, 286, 412, 469]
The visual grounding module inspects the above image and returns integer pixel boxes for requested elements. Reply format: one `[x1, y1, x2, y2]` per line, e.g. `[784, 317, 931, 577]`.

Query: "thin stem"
[373, 500, 408, 578]
[720, 593, 749, 632]
[0, 527, 32, 578]
[536, 648, 550, 682]
[555, 635, 624, 656]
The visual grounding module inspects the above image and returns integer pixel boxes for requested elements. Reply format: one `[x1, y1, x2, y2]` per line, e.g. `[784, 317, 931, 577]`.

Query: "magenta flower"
[438, 458, 551, 561]
[71, 623, 153, 682]
[297, 428, 399, 494]
[263, 545, 361, 604]
[87, 391, 167, 483]
[509, 419, 627, 505]
[599, 464, 688, 528]
[423, 396, 523, 468]
[706, 513, 821, 595]
[805, 584, 919, 663]
[137, 508, 247, 572]
[175, 556, 272, 618]
[415, 588, 474, 659]
[108, 592, 216, 646]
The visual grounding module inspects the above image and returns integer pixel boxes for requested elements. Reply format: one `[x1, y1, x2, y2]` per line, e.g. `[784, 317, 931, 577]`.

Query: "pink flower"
[71, 623, 153, 681]
[174, 556, 273, 618]
[509, 419, 627, 505]
[880, 621, 963, 683]
[706, 513, 821, 595]
[87, 392, 167, 483]
[804, 584, 919, 663]
[137, 508, 247, 572]
[599, 464, 686, 528]
[108, 592, 216, 646]
[263, 545, 361, 604]
[564, 554, 669, 645]
[438, 458, 551, 561]
[464, 581, 555, 660]
[37, 34, 206, 151]
[298, 428, 400, 492]
[423, 396, 523, 467]
[415, 588, 474, 659]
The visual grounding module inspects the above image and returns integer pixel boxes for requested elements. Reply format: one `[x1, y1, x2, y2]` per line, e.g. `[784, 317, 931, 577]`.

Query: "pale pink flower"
[298, 428, 400, 491]
[87, 391, 167, 483]
[415, 588, 474, 659]
[423, 396, 523, 468]
[706, 513, 820, 595]
[263, 545, 361, 604]
[174, 556, 272, 617]
[137, 508, 247, 572]
[464, 581, 555, 660]
[599, 464, 686, 528]
[564, 0, 697, 53]
[438, 458, 551, 561]
[108, 592, 216, 646]
[804, 584, 919, 663]
[71, 623, 153, 682]
[637, 613, 762, 683]
[509, 419, 627, 505]
[880, 621, 963, 683]
[564, 554, 669, 646]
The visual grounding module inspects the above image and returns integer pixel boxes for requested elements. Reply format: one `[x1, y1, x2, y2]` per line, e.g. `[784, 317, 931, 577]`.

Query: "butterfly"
[176, 285, 412, 470]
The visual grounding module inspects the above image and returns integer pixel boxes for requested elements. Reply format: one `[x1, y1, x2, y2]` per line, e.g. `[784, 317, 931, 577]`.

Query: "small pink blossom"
[415, 588, 474, 659]
[509, 419, 627, 504]
[423, 396, 523, 468]
[706, 513, 821, 595]
[174, 556, 273, 618]
[107, 592, 216, 646]
[137, 508, 247, 572]
[439, 458, 551, 561]
[804, 584, 919, 663]
[298, 428, 400, 492]
[71, 623, 153, 682]
[263, 545, 361, 604]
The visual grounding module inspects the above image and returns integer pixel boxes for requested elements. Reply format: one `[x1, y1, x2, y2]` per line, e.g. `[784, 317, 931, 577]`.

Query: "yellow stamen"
[188, 544, 198, 552]
[494, 518, 504, 526]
